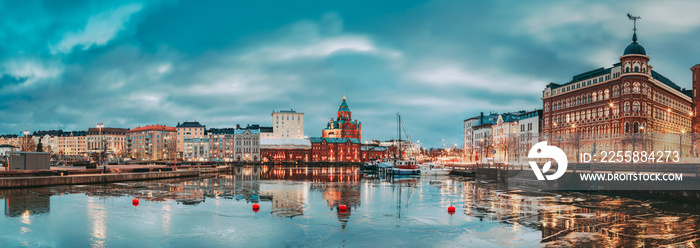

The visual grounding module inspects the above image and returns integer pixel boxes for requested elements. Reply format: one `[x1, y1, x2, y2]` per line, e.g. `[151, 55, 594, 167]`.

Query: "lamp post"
[97, 123, 104, 166]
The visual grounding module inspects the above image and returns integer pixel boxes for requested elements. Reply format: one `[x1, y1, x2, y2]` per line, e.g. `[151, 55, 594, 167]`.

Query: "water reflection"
[0, 166, 697, 247]
[0, 188, 51, 219]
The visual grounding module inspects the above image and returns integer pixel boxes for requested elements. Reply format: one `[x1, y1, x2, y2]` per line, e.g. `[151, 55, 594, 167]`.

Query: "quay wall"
[0, 171, 199, 189]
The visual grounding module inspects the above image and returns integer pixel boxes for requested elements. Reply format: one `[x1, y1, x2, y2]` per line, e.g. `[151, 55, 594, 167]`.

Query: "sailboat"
[390, 113, 420, 175]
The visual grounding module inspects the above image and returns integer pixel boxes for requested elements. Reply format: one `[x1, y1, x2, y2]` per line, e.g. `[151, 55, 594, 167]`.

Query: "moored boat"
[419, 163, 451, 176]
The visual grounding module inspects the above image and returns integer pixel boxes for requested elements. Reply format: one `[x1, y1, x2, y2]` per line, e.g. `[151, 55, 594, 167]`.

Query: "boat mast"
[398, 113, 401, 160]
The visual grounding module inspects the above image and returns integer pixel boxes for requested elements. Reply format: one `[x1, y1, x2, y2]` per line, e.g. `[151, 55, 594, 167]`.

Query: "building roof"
[0, 134, 18, 139]
[245, 124, 273, 133]
[309, 137, 360, 144]
[234, 129, 261, 135]
[176, 121, 205, 128]
[273, 109, 300, 114]
[87, 127, 129, 135]
[207, 128, 236, 135]
[623, 33, 646, 55]
[128, 125, 176, 133]
[33, 130, 64, 136]
[260, 138, 311, 148]
[361, 145, 388, 151]
[61, 131, 87, 137]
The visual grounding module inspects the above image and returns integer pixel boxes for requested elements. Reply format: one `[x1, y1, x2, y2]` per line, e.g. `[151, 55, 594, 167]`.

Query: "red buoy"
[339, 205, 347, 213]
[132, 198, 139, 207]
[448, 206, 455, 214]
[252, 203, 260, 212]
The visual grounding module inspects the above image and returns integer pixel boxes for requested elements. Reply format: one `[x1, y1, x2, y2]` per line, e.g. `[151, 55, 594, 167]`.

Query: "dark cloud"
[1, 0, 699, 146]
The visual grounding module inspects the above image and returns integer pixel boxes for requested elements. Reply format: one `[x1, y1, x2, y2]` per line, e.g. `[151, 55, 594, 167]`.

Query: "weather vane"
[627, 13, 641, 32]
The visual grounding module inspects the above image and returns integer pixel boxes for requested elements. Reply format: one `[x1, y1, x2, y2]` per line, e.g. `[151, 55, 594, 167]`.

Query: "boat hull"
[392, 168, 421, 175]
[420, 169, 451, 176]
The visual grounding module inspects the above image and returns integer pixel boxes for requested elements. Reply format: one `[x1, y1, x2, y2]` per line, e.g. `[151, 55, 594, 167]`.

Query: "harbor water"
[0, 166, 698, 247]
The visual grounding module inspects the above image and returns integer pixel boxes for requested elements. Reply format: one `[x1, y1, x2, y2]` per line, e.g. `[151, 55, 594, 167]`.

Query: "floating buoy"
[339, 205, 347, 213]
[252, 203, 260, 212]
[448, 206, 455, 214]
[132, 198, 139, 207]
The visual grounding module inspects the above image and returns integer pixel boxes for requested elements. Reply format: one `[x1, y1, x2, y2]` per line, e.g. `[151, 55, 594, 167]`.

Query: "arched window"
[624, 102, 630, 113]
[598, 107, 603, 117]
[623, 83, 630, 94]
[613, 86, 620, 97]
[626, 67, 630, 73]
[586, 110, 591, 119]
[633, 101, 640, 114]
[625, 122, 630, 133]
[604, 89, 609, 99]
[633, 122, 639, 133]
[634, 66, 639, 72]
[633, 82, 640, 93]
[545, 103, 550, 112]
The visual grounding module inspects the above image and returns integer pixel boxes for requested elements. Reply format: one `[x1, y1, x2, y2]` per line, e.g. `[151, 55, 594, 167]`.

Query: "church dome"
[623, 33, 646, 55]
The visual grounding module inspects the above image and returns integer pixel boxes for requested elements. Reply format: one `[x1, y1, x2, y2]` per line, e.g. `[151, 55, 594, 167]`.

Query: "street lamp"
[97, 123, 104, 166]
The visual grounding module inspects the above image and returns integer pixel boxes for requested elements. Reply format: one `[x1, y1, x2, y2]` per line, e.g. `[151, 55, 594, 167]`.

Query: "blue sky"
[1, 0, 700, 147]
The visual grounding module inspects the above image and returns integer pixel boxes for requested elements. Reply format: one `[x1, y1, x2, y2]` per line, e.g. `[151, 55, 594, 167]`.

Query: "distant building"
[207, 128, 236, 162]
[244, 124, 273, 139]
[58, 131, 87, 156]
[86, 127, 129, 156]
[463, 113, 498, 163]
[176, 121, 206, 156]
[206, 127, 261, 162]
[234, 129, 260, 162]
[310, 137, 360, 162]
[260, 138, 311, 162]
[0, 144, 19, 156]
[0, 135, 19, 147]
[183, 138, 209, 161]
[322, 96, 362, 140]
[360, 145, 389, 161]
[127, 125, 177, 160]
[271, 110, 304, 139]
[32, 130, 63, 153]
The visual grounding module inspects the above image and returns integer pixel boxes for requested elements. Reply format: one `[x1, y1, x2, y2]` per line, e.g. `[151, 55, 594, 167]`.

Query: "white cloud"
[51, 3, 143, 54]
[406, 61, 544, 94]
[1, 59, 63, 86]
[241, 13, 401, 62]
[520, 1, 700, 44]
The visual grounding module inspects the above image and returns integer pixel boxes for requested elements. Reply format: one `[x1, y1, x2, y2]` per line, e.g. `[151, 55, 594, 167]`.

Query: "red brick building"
[542, 29, 694, 158]
[360, 145, 389, 161]
[322, 96, 362, 140]
[260, 138, 311, 162]
[310, 137, 360, 162]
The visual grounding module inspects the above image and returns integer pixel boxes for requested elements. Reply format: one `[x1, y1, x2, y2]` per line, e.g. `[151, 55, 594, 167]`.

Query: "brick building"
[310, 137, 360, 162]
[322, 96, 362, 140]
[542, 27, 694, 159]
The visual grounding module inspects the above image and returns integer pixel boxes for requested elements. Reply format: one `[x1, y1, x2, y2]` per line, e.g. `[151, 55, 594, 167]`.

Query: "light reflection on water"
[0, 166, 697, 247]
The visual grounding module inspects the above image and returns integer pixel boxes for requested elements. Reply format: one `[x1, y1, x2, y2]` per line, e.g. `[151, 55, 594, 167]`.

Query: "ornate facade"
[322, 96, 362, 140]
[542, 30, 694, 159]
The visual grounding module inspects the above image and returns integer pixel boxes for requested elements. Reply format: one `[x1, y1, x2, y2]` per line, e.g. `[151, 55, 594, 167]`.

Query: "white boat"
[419, 163, 451, 176]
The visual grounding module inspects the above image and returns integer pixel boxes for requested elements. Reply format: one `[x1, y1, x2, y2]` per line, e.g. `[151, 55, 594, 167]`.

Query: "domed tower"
[337, 96, 351, 121]
[618, 14, 651, 134]
[619, 31, 651, 76]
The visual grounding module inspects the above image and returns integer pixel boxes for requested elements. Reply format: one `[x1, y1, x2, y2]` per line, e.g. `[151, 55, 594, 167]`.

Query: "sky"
[1, 0, 700, 148]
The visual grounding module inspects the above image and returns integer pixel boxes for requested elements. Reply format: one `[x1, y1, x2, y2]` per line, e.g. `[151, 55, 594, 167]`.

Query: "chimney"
[480, 112, 484, 125]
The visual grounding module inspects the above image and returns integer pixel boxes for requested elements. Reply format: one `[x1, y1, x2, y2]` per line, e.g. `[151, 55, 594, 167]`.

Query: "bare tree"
[18, 136, 35, 152]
